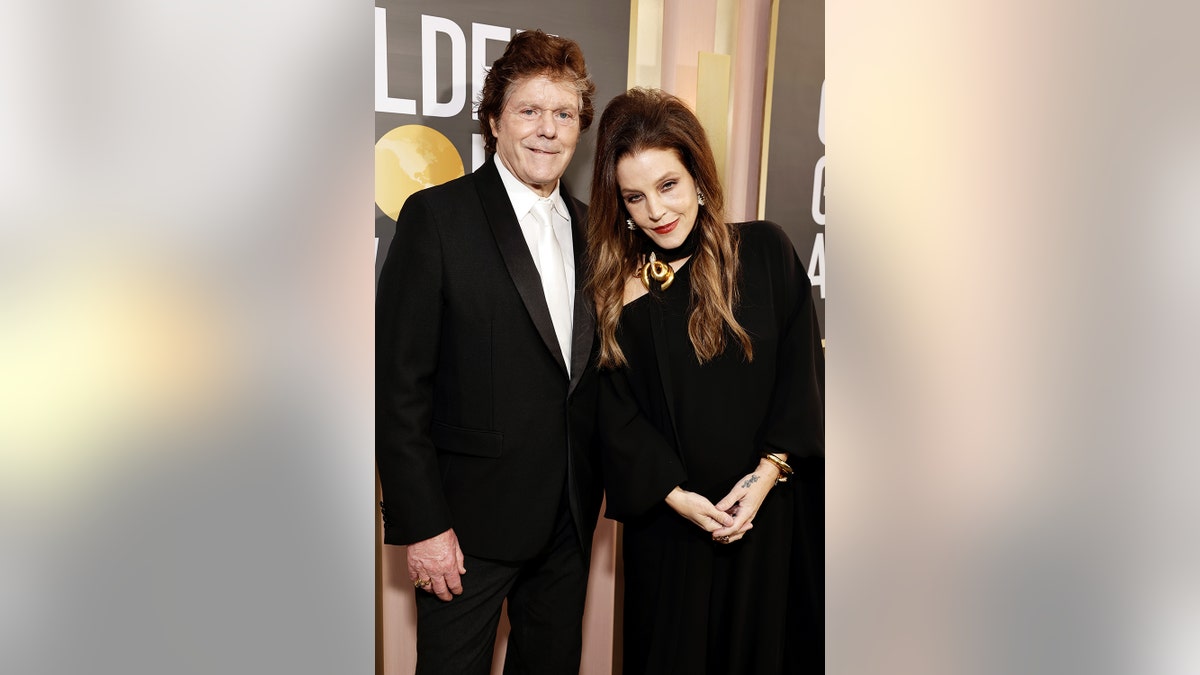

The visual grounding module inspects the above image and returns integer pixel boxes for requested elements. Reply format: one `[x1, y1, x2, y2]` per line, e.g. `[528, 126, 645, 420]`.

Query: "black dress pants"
[414, 501, 588, 675]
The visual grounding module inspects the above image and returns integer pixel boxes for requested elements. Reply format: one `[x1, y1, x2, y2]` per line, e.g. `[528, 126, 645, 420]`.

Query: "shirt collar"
[493, 154, 567, 222]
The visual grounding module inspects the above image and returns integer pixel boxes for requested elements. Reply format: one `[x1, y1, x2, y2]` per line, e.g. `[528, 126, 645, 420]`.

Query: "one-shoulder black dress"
[599, 221, 824, 674]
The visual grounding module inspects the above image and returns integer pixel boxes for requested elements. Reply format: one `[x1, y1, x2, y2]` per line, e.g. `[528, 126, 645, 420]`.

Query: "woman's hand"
[710, 458, 782, 543]
[665, 487, 736, 534]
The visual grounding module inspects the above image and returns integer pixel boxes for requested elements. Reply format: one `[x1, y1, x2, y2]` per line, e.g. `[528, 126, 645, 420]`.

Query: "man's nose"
[537, 110, 558, 137]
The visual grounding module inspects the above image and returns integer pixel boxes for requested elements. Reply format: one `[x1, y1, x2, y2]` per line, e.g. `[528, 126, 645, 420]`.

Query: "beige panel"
[726, 0, 774, 221]
[629, 0, 664, 88]
[380, 543, 418, 674]
[696, 51, 733, 193]
[662, 0, 716, 104]
[758, 0, 782, 220]
[715, 0, 737, 55]
[580, 518, 620, 675]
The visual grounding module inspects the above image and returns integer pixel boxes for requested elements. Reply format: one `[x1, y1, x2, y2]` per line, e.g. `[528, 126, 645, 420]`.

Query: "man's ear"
[489, 116, 499, 137]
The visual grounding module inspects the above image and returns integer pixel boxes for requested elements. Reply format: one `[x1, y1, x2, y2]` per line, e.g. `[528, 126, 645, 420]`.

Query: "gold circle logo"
[375, 125, 465, 220]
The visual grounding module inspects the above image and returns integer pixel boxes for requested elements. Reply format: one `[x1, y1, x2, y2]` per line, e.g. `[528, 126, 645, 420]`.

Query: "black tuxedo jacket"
[376, 156, 602, 562]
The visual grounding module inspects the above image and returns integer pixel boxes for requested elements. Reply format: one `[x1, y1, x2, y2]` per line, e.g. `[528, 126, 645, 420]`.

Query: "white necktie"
[532, 198, 572, 374]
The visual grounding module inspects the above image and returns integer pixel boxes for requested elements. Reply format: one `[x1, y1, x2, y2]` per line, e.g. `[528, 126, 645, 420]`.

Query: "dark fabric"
[414, 503, 588, 675]
[787, 458, 825, 675]
[599, 221, 824, 674]
[375, 154, 603, 562]
[501, 501, 589, 675]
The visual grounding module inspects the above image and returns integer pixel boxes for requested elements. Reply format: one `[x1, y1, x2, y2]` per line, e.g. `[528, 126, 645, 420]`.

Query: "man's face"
[490, 75, 581, 197]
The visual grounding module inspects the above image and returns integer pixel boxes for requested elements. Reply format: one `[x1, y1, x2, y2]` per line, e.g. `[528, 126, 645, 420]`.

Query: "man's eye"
[519, 108, 537, 117]
[556, 111, 574, 121]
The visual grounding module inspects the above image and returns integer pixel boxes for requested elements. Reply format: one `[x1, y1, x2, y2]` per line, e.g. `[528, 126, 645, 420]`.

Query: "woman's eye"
[624, 194, 642, 204]
[662, 181, 676, 191]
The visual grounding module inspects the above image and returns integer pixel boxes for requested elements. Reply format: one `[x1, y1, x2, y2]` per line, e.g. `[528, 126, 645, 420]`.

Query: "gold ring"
[414, 579, 431, 589]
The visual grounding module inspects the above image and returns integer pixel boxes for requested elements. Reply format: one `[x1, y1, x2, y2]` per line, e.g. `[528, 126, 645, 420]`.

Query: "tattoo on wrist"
[742, 475, 760, 489]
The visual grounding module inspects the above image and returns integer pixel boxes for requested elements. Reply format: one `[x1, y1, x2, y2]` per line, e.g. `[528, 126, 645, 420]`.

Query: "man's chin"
[530, 169, 568, 185]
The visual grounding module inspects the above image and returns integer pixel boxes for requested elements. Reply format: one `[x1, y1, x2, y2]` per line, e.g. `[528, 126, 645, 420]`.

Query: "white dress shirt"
[493, 157, 576, 321]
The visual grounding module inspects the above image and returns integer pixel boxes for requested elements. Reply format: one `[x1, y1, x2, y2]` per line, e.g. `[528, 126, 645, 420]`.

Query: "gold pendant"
[639, 254, 675, 291]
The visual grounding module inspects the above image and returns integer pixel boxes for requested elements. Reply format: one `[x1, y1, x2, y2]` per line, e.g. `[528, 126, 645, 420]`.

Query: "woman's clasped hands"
[664, 457, 782, 544]
[711, 458, 783, 544]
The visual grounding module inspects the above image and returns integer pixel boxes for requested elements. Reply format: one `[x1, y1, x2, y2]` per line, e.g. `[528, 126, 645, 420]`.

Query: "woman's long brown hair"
[586, 88, 753, 368]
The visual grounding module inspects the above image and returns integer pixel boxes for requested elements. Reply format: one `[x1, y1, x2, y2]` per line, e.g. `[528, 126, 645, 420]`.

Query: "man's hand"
[407, 528, 467, 601]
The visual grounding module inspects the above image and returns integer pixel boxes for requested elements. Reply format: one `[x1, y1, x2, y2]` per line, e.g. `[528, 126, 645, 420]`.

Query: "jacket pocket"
[431, 420, 504, 458]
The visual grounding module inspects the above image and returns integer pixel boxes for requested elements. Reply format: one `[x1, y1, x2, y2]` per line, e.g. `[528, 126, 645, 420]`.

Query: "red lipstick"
[652, 218, 679, 235]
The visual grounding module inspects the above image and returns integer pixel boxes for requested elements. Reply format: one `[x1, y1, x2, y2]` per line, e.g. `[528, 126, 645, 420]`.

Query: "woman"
[586, 88, 824, 673]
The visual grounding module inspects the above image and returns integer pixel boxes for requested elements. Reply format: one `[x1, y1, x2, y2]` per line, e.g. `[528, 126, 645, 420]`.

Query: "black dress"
[600, 221, 824, 674]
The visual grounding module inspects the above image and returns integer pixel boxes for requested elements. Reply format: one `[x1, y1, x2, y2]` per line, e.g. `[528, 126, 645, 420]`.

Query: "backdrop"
[762, 0, 825, 336]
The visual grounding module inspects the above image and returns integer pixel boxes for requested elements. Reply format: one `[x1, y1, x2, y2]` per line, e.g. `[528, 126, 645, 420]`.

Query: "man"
[376, 30, 602, 674]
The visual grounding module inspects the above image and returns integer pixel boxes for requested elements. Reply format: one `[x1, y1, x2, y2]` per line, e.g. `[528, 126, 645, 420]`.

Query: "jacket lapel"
[562, 186, 595, 396]
[476, 158, 571, 377]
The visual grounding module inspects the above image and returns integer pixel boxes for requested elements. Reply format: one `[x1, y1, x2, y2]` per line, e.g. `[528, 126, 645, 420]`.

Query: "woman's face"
[616, 147, 700, 250]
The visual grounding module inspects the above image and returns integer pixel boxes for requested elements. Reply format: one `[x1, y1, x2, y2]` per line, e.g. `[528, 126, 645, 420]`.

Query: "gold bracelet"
[760, 459, 787, 484]
[761, 453, 794, 482]
[763, 452, 793, 474]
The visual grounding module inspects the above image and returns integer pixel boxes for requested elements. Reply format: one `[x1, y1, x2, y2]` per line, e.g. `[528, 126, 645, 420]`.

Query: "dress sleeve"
[760, 224, 825, 460]
[598, 365, 689, 521]
[375, 191, 454, 545]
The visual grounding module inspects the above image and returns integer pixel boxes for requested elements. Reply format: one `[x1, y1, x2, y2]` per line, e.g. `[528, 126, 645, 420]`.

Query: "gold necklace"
[638, 252, 675, 291]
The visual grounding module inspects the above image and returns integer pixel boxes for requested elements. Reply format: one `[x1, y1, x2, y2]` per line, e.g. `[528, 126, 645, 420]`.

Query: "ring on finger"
[717, 535, 731, 543]
[413, 578, 431, 589]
